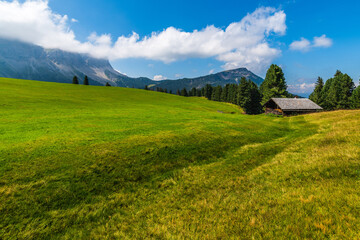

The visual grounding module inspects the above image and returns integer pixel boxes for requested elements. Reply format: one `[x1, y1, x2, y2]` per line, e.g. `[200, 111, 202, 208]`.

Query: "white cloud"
[290, 35, 333, 51]
[153, 75, 167, 81]
[288, 83, 315, 94]
[114, 69, 127, 76]
[289, 37, 311, 51]
[71, 18, 78, 23]
[0, 1, 287, 74]
[209, 69, 215, 74]
[175, 73, 183, 78]
[313, 34, 333, 48]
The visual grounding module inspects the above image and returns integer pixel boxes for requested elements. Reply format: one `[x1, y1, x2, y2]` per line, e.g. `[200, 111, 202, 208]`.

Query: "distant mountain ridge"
[0, 38, 264, 90]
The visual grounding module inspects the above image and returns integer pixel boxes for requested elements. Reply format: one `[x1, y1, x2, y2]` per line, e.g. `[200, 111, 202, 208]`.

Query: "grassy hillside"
[0, 78, 359, 239]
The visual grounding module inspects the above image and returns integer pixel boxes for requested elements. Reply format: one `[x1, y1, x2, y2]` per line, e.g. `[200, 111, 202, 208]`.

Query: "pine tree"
[190, 88, 197, 97]
[242, 80, 263, 115]
[237, 77, 249, 107]
[84, 75, 89, 85]
[260, 64, 288, 105]
[181, 88, 188, 97]
[309, 77, 324, 104]
[211, 86, 222, 101]
[351, 81, 360, 109]
[144, 85, 149, 90]
[204, 84, 213, 100]
[105, 82, 111, 87]
[177, 89, 181, 95]
[227, 84, 238, 104]
[323, 70, 355, 110]
[320, 78, 334, 110]
[220, 84, 229, 102]
[72, 76, 79, 84]
[169, 90, 173, 94]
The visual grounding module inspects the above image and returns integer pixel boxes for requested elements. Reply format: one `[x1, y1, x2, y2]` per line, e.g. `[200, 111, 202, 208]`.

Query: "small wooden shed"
[263, 98, 323, 116]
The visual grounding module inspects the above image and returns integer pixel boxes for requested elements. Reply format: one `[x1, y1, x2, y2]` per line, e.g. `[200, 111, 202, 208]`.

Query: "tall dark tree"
[181, 88, 188, 97]
[227, 84, 238, 104]
[309, 77, 324, 104]
[237, 77, 249, 107]
[72, 76, 79, 84]
[177, 89, 181, 95]
[144, 85, 149, 90]
[351, 80, 360, 109]
[196, 89, 202, 97]
[204, 84, 213, 100]
[84, 75, 89, 85]
[201, 87, 205, 97]
[105, 82, 111, 87]
[211, 86, 222, 101]
[260, 64, 288, 104]
[220, 84, 229, 102]
[322, 70, 355, 110]
[190, 87, 197, 97]
[242, 80, 263, 115]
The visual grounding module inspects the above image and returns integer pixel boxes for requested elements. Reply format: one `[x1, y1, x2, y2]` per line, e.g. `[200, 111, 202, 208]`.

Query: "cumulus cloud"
[290, 35, 333, 51]
[289, 38, 311, 51]
[0, 0, 287, 74]
[313, 34, 333, 48]
[288, 82, 316, 94]
[153, 75, 167, 81]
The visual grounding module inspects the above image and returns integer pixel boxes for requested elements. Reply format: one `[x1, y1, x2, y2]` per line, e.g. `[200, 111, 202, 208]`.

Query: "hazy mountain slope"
[0, 38, 124, 85]
[0, 38, 264, 89]
[152, 68, 264, 92]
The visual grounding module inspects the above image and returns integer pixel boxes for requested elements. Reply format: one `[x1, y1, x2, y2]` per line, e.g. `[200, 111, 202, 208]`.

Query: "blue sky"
[1, 0, 360, 95]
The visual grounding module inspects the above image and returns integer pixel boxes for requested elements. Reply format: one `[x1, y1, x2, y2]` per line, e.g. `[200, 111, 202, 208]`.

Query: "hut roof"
[265, 98, 323, 111]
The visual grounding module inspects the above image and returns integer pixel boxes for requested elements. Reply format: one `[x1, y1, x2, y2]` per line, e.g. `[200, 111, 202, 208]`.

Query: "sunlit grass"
[0, 78, 359, 239]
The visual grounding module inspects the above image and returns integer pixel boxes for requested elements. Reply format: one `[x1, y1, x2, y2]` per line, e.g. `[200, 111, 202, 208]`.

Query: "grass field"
[1, 77, 360, 239]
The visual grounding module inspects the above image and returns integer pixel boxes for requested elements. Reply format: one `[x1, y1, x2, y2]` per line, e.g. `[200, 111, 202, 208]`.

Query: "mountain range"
[0, 38, 264, 91]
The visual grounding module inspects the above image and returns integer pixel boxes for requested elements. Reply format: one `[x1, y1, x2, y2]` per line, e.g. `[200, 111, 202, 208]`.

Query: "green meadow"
[1, 78, 360, 239]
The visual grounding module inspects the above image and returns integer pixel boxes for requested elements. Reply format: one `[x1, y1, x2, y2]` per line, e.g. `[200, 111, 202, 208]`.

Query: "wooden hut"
[263, 98, 323, 116]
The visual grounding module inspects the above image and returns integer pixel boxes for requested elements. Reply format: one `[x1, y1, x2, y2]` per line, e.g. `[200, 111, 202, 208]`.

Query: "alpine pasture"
[1, 78, 360, 239]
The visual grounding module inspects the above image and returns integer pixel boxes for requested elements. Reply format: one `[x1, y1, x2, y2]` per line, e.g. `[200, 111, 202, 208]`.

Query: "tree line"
[309, 70, 360, 110]
[145, 64, 291, 114]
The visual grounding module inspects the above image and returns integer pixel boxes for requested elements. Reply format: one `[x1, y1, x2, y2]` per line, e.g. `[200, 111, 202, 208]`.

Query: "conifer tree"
[242, 80, 263, 115]
[190, 88, 197, 97]
[323, 70, 355, 110]
[204, 84, 213, 100]
[351, 81, 360, 109]
[144, 85, 149, 90]
[237, 77, 249, 107]
[227, 84, 238, 104]
[309, 77, 324, 104]
[220, 84, 229, 102]
[177, 89, 181, 95]
[105, 82, 111, 87]
[181, 88, 188, 97]
[260, 64, 288, 104]
[211, 86, 222, 101]
[72, 76, 79, 84]
[84, 75, 89, 85]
